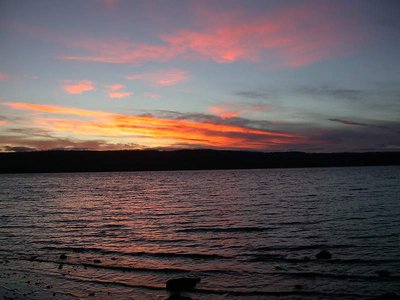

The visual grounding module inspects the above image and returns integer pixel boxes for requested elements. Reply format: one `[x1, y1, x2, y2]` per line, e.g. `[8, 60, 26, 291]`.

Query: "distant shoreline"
[0, 149, 399, 174]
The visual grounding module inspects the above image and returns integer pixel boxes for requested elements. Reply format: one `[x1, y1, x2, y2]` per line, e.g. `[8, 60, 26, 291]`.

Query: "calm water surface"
[0, 166, 399, 299]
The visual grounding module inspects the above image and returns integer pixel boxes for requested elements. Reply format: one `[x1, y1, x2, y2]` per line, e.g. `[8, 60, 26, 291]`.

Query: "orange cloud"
[126, 69, 188, 86]
[62, 80, 95, 94]
[0, 120, 9, 126]
[106, 84, 133, 99]
[3, 102, 111, 118]
[2, 102, 305, 150]
[58, 2, 365, 68]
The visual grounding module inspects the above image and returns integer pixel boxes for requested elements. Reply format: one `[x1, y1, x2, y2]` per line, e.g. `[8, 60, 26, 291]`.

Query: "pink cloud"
[0, 72, 12, 80]
[62, 80, 95, 94]
[106, 83, 132, 99]
[59, 2, 365, 68]
[126, 69, 188, 86]
[6, 2, 367, 68]
[209, 102, 271, 119]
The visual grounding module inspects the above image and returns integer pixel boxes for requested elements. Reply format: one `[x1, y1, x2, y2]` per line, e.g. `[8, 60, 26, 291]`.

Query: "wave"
[276, 271, 400, 281]
[249, 254, 400, 265]
[41, 246, 229, 260]
[176, 226, 277, 233]
[253, 244, 355, 252]
[348, 233, 399, 239]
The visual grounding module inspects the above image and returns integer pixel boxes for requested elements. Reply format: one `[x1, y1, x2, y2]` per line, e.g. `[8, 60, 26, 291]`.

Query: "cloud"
[55, 1, 366, 67]
[209, 102, 270, 119]
[144, 93, 161, 99]
[4, 102, 111, 118]
[106, 84, 133, 99]
[0, 72, 12, 80]
[328, 118, 392, 130]
[0, 120, 9, 126]
[2, 102, 305, 150]
[0, 134, 141, 152]
[126, 69, 188, 86]
[62, 80, 95, 94]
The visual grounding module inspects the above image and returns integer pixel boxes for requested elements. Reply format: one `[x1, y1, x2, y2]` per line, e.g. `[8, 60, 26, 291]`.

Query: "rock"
[303, 256, 310, 262]
[376, 270, 391, 278]
[373, 293, 400, 300]
[58, 264, 63, 270]
[59, 254, 67, 260]
[166, 277, 200, 292]
[166, 294, 193, 300]
[315, 250, 331, 259]
[93, 259, 101, 264]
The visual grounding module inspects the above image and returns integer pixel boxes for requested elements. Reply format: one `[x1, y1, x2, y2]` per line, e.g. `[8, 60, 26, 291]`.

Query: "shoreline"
[1, 150, 399, 174]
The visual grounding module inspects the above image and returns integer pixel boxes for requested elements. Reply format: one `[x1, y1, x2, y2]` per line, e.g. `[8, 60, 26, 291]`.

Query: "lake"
[0, 166, 399, 299]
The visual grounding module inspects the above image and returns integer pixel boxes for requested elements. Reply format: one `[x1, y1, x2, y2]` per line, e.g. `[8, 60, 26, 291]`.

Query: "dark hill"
[0, 150, 399, 174]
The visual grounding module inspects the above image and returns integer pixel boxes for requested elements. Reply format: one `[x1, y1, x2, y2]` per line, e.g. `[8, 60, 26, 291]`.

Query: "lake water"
[0, 166, 399, 299]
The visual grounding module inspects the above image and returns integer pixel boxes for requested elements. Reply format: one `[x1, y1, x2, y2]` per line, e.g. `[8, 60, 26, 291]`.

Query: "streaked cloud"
[144, 93, 161, 99]
[106, 84, 133, 99]
[62, 80, 95, 94]
[126, 69, 188, 86]
[328, 118, 392, 130]
[2, 102, 305, 150]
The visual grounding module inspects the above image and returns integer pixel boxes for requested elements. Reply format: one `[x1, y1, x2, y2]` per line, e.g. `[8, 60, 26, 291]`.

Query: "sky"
[0, 0, 400, 152]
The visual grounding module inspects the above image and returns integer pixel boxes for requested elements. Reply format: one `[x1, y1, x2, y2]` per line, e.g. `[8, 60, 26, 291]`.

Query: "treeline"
[0, 150, 399, 173]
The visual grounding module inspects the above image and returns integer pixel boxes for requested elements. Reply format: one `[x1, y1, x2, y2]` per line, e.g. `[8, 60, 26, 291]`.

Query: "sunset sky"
[1, 0, 400, 152]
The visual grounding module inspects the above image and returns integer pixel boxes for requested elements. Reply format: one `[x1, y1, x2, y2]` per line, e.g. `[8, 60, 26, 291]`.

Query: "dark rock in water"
[166, 277, 201, 292]
[294, 284, 303, 290]
[275, 266, 283, 270]
[59, 254, 67, 260]
[316, 250, 331, 259]
[303, 256, 310, 262]
[373, 293, 400, 300]
[376, 270, 391, 278]
[58, 264, 63, 270]
[93, 259, 101, 264]
[166, 294, 193, 300]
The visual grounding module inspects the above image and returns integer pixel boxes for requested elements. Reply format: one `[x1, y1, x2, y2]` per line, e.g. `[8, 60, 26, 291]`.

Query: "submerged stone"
[376, 270, 391, 278]
[59, 254, 67, 260]
[315, 250, 331, 259]
[166, 277, 200, 292]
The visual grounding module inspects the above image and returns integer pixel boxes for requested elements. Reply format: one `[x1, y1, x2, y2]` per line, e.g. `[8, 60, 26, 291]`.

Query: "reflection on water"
[0, 166, 399, 299]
